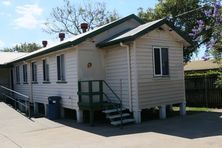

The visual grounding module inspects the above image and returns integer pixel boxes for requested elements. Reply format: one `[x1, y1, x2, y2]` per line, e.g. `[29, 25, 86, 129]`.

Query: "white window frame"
[153, 47, 169, 77]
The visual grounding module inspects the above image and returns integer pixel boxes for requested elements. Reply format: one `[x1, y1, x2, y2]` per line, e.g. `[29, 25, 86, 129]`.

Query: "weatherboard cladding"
[0, 68, 11, 87]
[104, 43, 139, 110]
[135, 29, 185, 109]
[13, 47, 79, 109]
[104, 45, 130, 108]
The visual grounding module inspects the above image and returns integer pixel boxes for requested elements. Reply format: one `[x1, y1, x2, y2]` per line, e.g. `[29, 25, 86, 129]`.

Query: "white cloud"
[2, 0, 11, 6]
[14, 4, 43, 29]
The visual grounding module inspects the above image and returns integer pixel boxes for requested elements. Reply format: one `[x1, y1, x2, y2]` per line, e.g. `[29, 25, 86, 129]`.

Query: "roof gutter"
[120, 42, 132, 112]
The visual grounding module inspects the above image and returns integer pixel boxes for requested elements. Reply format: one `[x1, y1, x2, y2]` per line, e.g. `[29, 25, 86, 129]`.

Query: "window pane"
[25, 65, 27, 82]
[23, 65, 25, 81]
[34, 64, 37, 81]
[154, 48, 161, 75]
[61, 55, 65, 80]
[43, 60, 46, 81]
[16, 66, 20, 83]
[32, 62, 37, 82]
[32, 63, 34, 81]
[162, 48, 169, 75]
[57, 56, 61, 80]
[23, 65, 27, 83]
[46, 64, 49, 81]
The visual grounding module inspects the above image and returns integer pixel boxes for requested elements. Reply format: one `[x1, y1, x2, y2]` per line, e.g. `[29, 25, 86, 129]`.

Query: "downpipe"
[120, 42, 132, 112]
[28, 61, 33, 118]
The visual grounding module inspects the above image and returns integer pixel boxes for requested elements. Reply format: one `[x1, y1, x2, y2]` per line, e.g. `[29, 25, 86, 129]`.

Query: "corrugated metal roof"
[96, 18, 193, 48]
[6, 14, 144, 64]
[104, 19, 163, 43]
[184, 60, 220, 71]
[0, 52, 28, 65]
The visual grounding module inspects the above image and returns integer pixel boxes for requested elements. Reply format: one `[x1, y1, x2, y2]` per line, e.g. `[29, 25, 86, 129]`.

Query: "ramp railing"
[0, 85, 31, 118]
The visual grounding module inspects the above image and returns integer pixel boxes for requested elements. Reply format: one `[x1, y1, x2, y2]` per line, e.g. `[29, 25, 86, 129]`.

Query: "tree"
[189, 1, 222, 87]
[43, 0, 119, 36]
[3, 43, 41, 53]
[137, 0, 209, 62]
[190, 1, 222, 60]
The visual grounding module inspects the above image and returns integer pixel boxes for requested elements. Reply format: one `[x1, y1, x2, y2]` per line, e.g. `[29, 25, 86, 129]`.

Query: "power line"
[173, 5, 207, 18]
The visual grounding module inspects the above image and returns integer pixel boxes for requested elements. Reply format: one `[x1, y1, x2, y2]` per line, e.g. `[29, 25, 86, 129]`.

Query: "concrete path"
[0, 102, 222, 148]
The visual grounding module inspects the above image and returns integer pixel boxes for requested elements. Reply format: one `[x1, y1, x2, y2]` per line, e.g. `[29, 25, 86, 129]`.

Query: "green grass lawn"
[173, 107, 211, 112]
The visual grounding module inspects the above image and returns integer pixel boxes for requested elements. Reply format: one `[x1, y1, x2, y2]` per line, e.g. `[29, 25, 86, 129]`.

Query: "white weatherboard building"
[0, 14, 192, 125]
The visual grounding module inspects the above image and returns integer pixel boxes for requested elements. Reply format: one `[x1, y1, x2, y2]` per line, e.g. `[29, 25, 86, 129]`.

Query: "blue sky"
[0, 0, 157, 48]
[0, 0, 204, 59]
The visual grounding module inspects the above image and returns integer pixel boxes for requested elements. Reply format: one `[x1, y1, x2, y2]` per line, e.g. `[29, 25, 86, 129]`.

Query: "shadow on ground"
[55, 111, 222, 139]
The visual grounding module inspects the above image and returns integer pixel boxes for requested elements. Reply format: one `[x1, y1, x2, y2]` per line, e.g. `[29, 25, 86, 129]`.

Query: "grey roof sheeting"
[0, 52, 28, 65]
[97, 18, 193, 48]
[6, 14, 144, 64]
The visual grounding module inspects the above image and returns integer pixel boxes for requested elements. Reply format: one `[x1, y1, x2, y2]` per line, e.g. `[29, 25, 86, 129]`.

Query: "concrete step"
[111, 118, 135, 126]
[108, 113, 131, 120]
[102, 108, 126, 114]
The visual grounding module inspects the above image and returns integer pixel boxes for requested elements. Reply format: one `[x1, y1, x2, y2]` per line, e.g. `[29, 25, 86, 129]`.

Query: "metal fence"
[0, 85, 31, 118]
[185, 76, 222, 108]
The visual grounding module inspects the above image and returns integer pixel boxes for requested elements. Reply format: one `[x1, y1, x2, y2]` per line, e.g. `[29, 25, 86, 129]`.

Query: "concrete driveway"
[0, 102, 222, 148]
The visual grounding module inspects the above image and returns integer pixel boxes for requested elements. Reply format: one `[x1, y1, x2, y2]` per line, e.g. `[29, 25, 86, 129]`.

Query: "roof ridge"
[5, 14, 144, 65]
[97, 18, 194, 48]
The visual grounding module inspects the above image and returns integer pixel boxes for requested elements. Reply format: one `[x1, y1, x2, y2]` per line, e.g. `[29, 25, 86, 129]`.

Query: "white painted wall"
[13, 47, 79, 109]
[135, 28, 185, 109]
[11, 19, 186, 113]
[78, 40, 105, 81]
[12, 17, 142, 110]
[103, 45, 130, 108]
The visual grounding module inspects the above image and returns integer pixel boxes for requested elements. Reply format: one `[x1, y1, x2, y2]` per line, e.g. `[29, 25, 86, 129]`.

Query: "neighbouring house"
[184, 60, 221, 73]
[0, 14, 192, 125]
